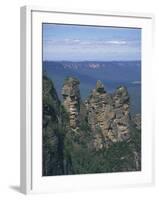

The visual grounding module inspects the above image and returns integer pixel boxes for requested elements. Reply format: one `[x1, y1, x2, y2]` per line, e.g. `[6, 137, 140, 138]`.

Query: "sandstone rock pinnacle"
[86, 81, 131, 149]
[62, 77, 80, 129]
[95, 80, 106, 93]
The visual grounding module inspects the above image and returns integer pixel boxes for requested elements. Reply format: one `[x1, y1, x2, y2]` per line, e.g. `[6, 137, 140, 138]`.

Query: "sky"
[43, 23, 141, 61]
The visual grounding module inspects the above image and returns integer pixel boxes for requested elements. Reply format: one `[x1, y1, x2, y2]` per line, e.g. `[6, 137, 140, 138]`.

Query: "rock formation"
[133, 113, 141, 130]
[43, 74, 141, 175]
[61, 78, 131, 150]
[62, 77, 80, 129]
[85, 81, 131, 149]
[112, 85, 131, 140]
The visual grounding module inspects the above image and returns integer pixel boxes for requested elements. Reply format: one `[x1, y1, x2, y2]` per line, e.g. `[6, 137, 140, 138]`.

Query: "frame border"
[20, 6, 154, 194]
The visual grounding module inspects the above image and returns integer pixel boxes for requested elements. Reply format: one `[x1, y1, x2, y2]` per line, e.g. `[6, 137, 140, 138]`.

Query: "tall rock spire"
[62, 77, 80, 129]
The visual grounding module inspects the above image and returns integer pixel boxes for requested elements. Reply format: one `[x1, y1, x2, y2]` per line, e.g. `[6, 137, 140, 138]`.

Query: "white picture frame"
[20, 6, 154, 194]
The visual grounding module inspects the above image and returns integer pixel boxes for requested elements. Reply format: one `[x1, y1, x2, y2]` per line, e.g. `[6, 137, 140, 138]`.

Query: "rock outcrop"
[133, 114, 141, 130]
[61, 77, 133, 150]
[112, 85, 130, 140]
[62, 77, 80, 129]
[85, 81, 131, 149]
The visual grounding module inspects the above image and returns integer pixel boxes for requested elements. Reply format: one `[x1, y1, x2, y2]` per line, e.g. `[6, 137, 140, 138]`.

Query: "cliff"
[43, 75, 68, 176]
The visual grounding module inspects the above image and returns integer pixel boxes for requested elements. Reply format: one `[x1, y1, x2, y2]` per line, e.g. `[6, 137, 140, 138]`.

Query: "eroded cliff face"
[62, 77, 80, 129]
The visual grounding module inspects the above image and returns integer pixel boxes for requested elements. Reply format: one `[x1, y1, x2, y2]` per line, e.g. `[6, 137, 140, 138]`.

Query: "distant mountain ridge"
[43, 61, 141, 82]
[43, 60, 141, 82]
[61, 60, 141, 68]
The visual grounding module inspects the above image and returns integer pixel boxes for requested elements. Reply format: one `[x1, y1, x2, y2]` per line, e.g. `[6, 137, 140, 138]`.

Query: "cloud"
[106, 40, 127, 45]
[63, 38, 81, 44]
[45, 38, 82, 46]
[43, 38, 141, 61]
[44, 38, 132, 48]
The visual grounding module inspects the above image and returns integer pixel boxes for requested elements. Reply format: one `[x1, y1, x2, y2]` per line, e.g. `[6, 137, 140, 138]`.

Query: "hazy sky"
[43, 23, 141, 61]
